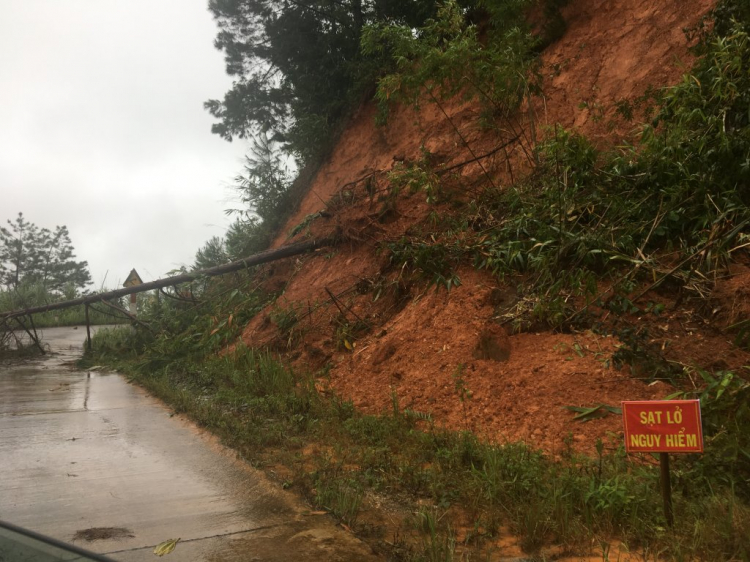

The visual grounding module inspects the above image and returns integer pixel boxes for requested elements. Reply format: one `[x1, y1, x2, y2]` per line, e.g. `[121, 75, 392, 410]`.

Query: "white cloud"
[0, 1, 249, 287]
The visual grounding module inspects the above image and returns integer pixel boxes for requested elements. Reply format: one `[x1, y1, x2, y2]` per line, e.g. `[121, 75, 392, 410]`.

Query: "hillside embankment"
[236, 0, 746, 455]
[87, 0, 750, 558]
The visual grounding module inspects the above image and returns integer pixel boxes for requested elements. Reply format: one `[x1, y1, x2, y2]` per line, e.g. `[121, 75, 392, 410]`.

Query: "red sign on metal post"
[622, 400, 703, 453]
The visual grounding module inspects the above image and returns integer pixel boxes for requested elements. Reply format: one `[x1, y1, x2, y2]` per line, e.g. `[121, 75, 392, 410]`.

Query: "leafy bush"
[362, 0, 540, 128]
[670, 370, 750, 499]
[388, 237, 462, 291]
[458, 22, 750, 329]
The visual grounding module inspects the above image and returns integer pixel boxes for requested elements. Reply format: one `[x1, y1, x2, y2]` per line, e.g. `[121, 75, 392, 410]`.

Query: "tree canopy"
[202, 0, 548, 257]
[0, 213, 92, 295]
[204, 0, 440, 163]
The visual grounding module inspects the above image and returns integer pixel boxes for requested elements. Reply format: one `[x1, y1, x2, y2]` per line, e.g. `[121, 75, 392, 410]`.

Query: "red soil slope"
[240, 0, 749, 454]
[540, 0, 714, 143]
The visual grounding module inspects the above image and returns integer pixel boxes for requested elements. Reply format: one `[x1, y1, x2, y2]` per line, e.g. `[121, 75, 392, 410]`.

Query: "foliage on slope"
[200, 0, 568, 261]
[377, 1, 750, 335]
[87, 1, 750, 559]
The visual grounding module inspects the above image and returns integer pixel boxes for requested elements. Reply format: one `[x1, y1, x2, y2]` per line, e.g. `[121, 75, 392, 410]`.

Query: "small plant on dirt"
[388, 238, 461, 291]
[269, 304, 299, 333]
[413, 506, 456, 562]
[315, 479, 363, 528]
[269, 303, 304, 348]
[334, 324, 355, 352]
[451, 363, 472, 429]
[387, 149, 442, 204]
[610, 326, 679, 382]
[334, 318, 369, 352]
[578, 99, 605, 122]
[289, 211, 324, 238]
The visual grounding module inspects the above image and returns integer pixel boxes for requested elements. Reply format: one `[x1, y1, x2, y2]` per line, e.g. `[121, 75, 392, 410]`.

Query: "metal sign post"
[659, 452, 673, 527]
[123, 269, 143, 317]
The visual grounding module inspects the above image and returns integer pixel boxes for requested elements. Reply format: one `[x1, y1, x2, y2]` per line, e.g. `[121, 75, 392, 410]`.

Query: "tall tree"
[0, 213, 91, 294]
[40, 225, 92, 293]
[233, 131, 292, 224]
[0, 213, 39, 290]
[205, 0, 439, 162]
[194, 236, 229, 270]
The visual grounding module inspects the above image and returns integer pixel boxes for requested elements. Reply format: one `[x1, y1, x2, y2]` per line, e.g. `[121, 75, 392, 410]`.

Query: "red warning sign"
[622, 400, 703, 453]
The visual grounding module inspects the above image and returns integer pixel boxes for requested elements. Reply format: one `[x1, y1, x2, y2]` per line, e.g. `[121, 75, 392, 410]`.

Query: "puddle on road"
[74, 527, 135, 542]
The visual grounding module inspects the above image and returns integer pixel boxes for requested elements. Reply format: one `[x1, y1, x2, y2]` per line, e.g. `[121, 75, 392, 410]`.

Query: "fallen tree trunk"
[0, 238, 333, 320]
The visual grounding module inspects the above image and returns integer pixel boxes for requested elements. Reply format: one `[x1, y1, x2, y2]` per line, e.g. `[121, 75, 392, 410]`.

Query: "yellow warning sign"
[123, 269, 143, 288]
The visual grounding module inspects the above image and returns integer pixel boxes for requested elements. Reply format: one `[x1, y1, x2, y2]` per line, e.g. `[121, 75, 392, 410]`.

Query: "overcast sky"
[0, 1, 250, 289]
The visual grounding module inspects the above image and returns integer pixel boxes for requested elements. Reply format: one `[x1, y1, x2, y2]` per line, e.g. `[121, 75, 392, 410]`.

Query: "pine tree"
[205, 0, 439, 162]
[235, 131, 292, 224]
[194, 236, 229, 270]
[0, 213, 91, 294]
[0, 213, 39, 290]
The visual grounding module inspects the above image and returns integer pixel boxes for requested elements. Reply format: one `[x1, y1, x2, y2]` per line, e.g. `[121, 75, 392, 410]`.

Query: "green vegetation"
[0, 212, 91, 296]
[0, 212, 102, 327]
[362, 0, 539, 131]
[388, 238, 462, 291]
[81, 1, 750, 560]
[0, 212, 117, 355]
[354, 3, 749, 555]
[0, 289, 125, 358]
[205, 0, 441, 161]
[87, 275, 270, 369]
[87, 322, 749, 559]
[380, 7, 750, 339]
[200, 0, 568, 264]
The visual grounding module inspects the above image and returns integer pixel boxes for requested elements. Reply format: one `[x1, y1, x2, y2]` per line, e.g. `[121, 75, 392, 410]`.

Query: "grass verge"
[85, 327, 750, 561]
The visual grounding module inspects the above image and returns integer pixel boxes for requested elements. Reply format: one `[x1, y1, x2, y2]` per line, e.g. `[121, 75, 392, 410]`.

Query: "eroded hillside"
[234, 0, 749, 455]
[86, 1, 750, 558]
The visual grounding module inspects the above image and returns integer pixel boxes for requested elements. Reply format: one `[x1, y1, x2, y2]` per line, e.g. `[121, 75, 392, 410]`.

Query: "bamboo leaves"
[565, 404, 623, 422]
[153, 538, 180, 557]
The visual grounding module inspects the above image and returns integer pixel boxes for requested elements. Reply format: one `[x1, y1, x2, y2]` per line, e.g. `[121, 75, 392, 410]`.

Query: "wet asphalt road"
[0, 327, 379, 561]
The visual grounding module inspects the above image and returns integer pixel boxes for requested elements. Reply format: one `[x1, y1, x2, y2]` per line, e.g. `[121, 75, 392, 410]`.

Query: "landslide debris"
[238, 0, 750, 455]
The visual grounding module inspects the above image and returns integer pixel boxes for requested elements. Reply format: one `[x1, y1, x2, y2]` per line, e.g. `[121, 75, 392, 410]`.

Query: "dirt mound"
[239, 0, 750, 453]
[325, 268, 670, 454]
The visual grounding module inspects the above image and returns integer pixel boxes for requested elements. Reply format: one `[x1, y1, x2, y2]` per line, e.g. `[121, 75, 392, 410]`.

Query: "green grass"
[85, 326, 750, 561]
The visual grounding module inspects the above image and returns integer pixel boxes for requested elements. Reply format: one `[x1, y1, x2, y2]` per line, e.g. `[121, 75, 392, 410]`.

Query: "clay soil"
[238, 0, 750, 455]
